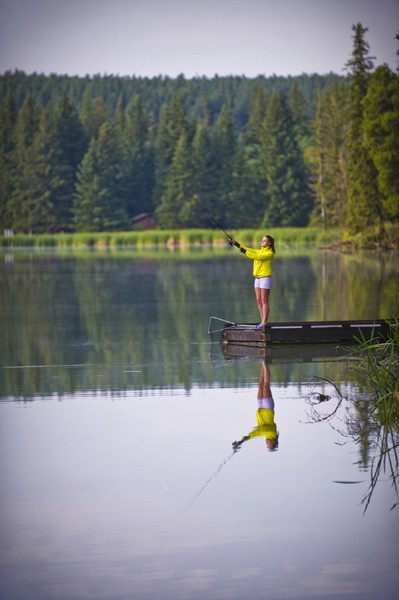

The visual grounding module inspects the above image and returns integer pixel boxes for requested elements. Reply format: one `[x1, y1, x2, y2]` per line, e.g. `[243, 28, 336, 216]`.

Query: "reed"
[347, 317, 399, 512]
[0, 227, 341, 249]
[305, 317, 398, 512]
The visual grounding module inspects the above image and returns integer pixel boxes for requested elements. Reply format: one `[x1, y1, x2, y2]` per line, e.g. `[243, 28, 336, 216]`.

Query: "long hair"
[266, 235, 276, 254]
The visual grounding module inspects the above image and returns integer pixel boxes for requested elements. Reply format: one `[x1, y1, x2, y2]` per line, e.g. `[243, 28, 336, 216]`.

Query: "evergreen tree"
[211, 106, 237, 226]
[4, 68, 398, 236]
[345, 23, 383, 233]
[198, 92, 211, 127]
[73, 122, 129, 231]
[190, 124, 214, 227]
[114, 97, 127, 138]
[7, 96, 48, 233]
[123, 96, 155, 218]
[0, 93, 17, 230]
[244, 86, 269, 147]
[156, 131, 193, 228]
[153, 104, 171, 208]
[9, 111, 54, 234]
[49, 95, 87, 230]
[153, 96, 190, 210]
[169, 95, 189, 146]
[239, 87, 269, 227]
[289, 80, 311, 143]
[80, 91, 109, 141]
[230, 136, 267, 228]
[13, 94, 40, 147]
[363, 65, 399, 219]
[313, 77, 348, 227]
[261, 91, 313, 226]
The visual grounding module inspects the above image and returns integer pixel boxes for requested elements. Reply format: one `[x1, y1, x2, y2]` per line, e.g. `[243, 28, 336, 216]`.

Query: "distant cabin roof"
[132, 213, 152, 223]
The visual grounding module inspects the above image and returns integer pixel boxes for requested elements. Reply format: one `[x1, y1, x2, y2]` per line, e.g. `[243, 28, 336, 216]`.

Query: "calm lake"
[1, 247, 398, 600]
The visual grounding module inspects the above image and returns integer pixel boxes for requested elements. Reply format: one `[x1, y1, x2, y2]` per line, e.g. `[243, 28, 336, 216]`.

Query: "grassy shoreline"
[0, 227, 345, 249]
[1, 225, 398, 250]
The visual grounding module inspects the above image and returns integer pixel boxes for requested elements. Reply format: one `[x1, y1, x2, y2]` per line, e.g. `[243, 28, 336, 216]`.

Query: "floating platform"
[214, 318, 394, 347]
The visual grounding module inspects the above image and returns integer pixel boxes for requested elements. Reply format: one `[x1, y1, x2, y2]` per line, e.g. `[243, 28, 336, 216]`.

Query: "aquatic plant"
[304, 318, 399, 513]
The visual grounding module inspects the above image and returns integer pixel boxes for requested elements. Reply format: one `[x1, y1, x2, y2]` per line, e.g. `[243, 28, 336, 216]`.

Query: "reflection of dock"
[220, 343, 354, 363]
[218, 319, 393, 347]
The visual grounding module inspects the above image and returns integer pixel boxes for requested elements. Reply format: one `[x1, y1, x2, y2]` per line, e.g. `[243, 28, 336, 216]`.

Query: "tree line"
[0, 23, 398, 236]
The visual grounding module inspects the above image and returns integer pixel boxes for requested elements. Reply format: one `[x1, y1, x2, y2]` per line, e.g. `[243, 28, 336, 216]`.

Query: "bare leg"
[255, 288, 270, 325]
[257, 360, 271, 400]
[255, 288, 263, 323]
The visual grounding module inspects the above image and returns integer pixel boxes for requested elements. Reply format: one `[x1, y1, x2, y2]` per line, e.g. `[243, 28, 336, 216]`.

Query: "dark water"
[1, 248, 398, 600]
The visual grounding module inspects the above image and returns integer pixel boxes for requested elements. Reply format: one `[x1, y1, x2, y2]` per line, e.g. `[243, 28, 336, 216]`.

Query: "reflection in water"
[1, 250, 398, 398]
[188, 359, 278, 509]
[1, 252, 399, 599]
[304, 376, 399, 513]
[233, 360, 279, 452]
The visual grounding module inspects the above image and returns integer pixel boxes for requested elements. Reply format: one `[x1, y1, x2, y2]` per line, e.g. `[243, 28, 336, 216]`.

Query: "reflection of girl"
[231, 235, 275, 329]
[233, 361, 279, 452]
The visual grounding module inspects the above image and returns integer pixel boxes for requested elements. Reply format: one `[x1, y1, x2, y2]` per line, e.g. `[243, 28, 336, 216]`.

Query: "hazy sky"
[0, 0, 398, 78]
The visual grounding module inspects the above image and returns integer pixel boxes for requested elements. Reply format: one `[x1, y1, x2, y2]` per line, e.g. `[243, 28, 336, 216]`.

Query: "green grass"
[0, 227, 342, 249]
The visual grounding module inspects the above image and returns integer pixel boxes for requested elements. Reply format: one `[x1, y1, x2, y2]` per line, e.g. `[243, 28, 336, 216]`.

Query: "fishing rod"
[192, 195, 234, 243]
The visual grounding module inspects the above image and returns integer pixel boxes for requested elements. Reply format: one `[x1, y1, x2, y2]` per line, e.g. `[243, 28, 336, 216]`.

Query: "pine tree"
[211, 106, 237, 226]
[153, 98, 189, 210]
[7, 96, 49, 233]
[313, 78, 348, 227]
[289, 81, 311, 143]
[80, 91, 109, 141]
[190, 124, 214, 227]
[123, 96, 155, 218]
[363, 65, 399, 219]
[153, 104, 171, 209]
[261, 91, 313, 226]
[230, 136, 267, 228]
[49, 95, 87, 230]
[245, 86, 269, 147]
[239, 87, 269, 227]
[9, 112, 54, 234]
[345, 23, 383, 233]
[73, 122, 129, 231]
[156, 131, 193, 228]
[0, 93, 17, 231]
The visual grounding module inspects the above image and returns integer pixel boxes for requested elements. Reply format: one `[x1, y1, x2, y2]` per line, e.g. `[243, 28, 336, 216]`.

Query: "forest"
[0, 24, 398, 241]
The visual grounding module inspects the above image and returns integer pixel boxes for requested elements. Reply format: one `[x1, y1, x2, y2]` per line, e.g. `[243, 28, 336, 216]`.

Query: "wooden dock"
[218, 319, 394, 347]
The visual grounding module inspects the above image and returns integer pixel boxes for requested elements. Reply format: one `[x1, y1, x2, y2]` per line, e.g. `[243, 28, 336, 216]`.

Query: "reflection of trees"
[272, 256, 317, 321]
[1, 250, 398, 398]
[341, 252, 398, 316]
[308, 251, 398, 321]
[0, 255, 84, 397]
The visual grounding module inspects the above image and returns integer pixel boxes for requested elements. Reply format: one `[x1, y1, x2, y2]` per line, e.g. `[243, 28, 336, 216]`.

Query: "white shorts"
[258, 397, 274, 409]
[254, 276, 272, 290]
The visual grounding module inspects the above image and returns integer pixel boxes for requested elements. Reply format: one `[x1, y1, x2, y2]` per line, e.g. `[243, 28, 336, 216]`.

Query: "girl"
[231, 235, 276, 329]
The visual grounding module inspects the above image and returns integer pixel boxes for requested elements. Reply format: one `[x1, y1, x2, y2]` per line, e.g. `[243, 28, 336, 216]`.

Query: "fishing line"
[192, 196, 234, 242]
[185, 450, 237, 510]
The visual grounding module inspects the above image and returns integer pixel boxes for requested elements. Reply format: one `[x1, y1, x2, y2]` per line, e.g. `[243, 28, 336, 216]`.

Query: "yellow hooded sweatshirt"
[240, 245, 274, 278]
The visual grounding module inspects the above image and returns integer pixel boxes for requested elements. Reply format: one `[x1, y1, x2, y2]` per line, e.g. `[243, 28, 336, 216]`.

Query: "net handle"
[208, 316, 235, 334]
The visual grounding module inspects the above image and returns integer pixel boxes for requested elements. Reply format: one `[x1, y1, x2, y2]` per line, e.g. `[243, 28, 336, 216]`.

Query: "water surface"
[1, 248, 398, 600]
